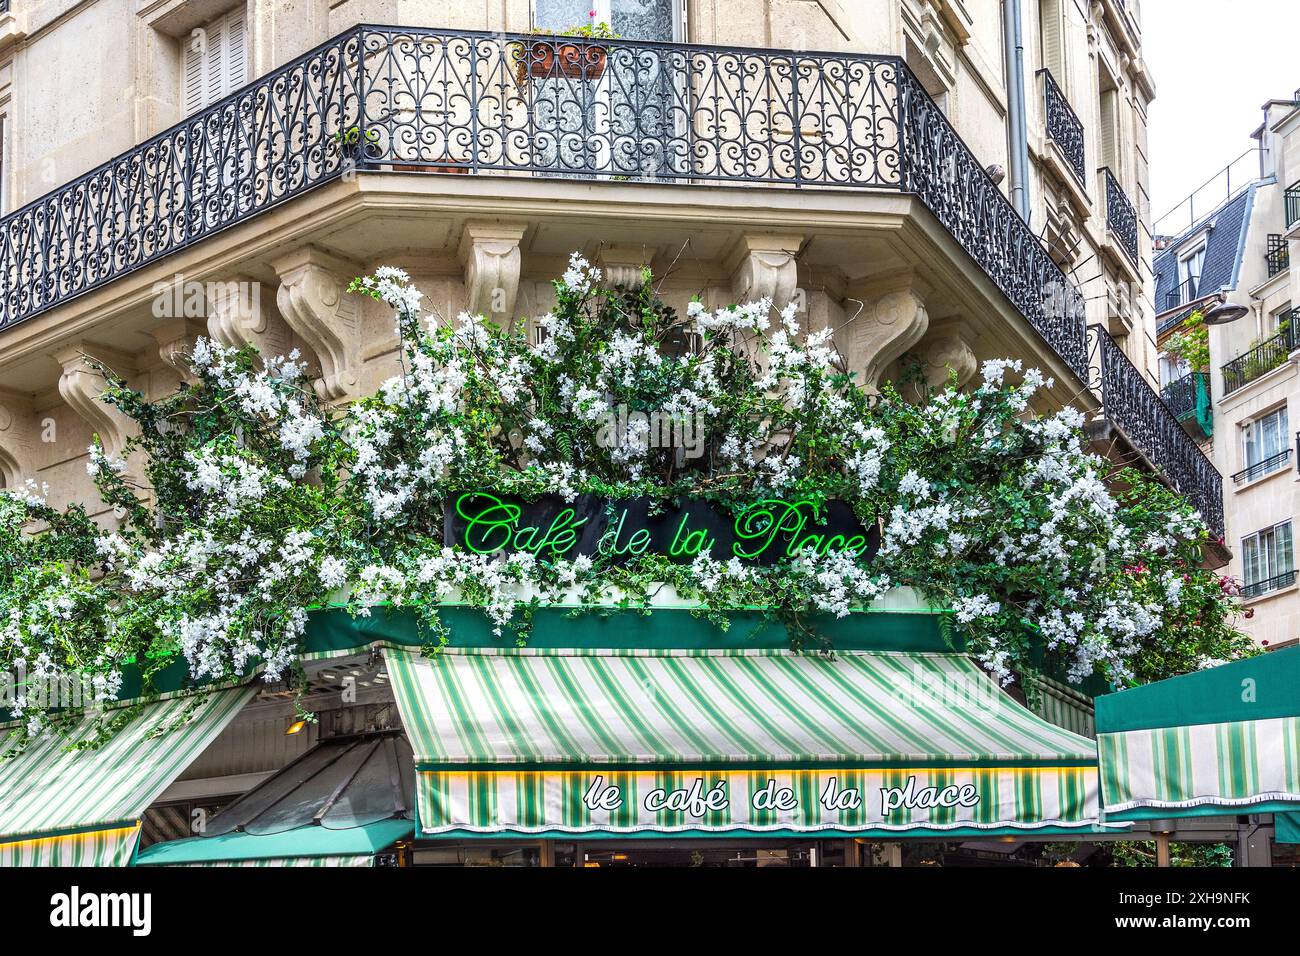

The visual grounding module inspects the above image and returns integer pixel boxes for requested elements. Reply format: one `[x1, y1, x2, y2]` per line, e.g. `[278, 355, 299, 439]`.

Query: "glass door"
[531, 0, 685, 178]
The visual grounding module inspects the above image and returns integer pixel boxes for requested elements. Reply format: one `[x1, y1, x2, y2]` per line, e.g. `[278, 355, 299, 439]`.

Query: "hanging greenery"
[0, 255, 1251, 744]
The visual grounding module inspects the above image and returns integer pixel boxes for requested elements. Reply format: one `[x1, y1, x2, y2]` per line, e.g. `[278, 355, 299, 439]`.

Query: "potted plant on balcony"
[511, 11, 618, 87]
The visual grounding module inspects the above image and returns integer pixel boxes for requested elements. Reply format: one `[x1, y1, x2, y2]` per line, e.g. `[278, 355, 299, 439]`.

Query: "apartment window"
[183, 8, 248, 116]
[1241, 520, 1295, 598]
[533, 0, 680, 40]
[1097, 70, 1120, 174]
[1239, 407, 1291, 482]
[1176, 244, 1205, 301]
[1038, 0, 1066, 82]
[1158, 353, 1190, 388]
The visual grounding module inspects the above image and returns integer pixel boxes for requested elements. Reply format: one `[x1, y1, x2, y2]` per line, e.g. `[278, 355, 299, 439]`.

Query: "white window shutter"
[183, 32, 207, 115]
[226, 10, 247, 91]
[184, 8, 248, 116]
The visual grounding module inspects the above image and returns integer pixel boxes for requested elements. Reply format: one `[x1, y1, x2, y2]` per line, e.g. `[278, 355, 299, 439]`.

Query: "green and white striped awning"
[1096, 648, 1300, 820]
[386, 647, 1103, 836]
[1099, 717, 1300, 817]
[0, 686, 253, 866]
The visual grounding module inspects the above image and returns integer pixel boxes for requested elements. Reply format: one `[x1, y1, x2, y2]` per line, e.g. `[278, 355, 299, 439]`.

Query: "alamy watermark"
[594, 404, 706, 460]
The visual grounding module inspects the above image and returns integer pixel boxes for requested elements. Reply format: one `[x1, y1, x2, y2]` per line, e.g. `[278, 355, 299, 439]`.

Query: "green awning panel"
[386, 646, 1102, 836]
[1277, 812, 1300, 844]
[0, 686, 253, 866]
[135, 818, 414, 866]
[1096, 649, 1300, 820]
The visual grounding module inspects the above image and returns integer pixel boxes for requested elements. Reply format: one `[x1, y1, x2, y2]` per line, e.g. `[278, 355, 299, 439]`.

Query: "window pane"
[1242, 535, 1260, 584]
[1277, 523, 1294, 575]
[534, 0, 595, 31]
[612, 0, 676, 40]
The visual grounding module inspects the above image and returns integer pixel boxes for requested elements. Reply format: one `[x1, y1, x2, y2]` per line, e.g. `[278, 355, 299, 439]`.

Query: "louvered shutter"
[1039, 0, 1065, 82]
[184, 8, 248, 116]
[183, 31, 207, 115]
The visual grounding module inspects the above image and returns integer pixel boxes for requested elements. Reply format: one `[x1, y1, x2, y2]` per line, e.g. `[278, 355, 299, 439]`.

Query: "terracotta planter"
[512, 39, 609, 86]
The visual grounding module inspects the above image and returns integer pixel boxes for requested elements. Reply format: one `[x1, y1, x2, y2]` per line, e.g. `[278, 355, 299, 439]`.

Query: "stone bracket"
[728, 234, 804, 311]
[845, 279, 931, 391]
[206, 273, 293, 361]
[459, 222, 527, 324]
[152, 317, 210, 381]
[909, 319, 978, 391]
[272, 247, 363, 402]
[53, 342, 137, 461]
[0, 391, 37, 489]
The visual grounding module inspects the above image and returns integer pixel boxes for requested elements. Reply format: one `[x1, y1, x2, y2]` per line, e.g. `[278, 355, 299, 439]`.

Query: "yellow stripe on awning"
[0, 686, 253, 863]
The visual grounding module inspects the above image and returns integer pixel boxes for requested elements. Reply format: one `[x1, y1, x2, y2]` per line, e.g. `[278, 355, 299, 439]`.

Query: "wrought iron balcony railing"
[1161, 277, 1199, 314]
[1286, 180, 1300, 228]
[0, 26, 1218, 539]
[0, 26, 1091, 385]
[1241, 569, 1297, 599]
[1095, 328, 1224, 539]
[1161, 370, 1212, 436]
[1102, 167, 1139, 265]
[1034, 70, 1086, 184]
[1231, 448, 1291, 485]
[1038, 69, 1085, 183]
[1221, 311, 1298, 396]
[1266, 233, 1290, 278]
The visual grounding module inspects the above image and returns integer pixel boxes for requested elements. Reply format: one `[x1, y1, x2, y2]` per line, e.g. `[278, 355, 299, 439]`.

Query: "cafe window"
[1241, 520, 1294, 596]
[183, 7, 248, 116]
[1241, 406, 1290, 481]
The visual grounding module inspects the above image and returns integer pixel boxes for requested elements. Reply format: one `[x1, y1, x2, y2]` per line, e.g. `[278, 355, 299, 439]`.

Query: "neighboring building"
[1152, 184, 1256, 451]
[1204, 92, 1300, 651]
[0, 2, 1237, 865]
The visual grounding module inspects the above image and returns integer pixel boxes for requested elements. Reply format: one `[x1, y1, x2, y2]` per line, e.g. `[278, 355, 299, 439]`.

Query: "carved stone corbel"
[53, 343, 137, 461]
[908, 319, 979, 391]
[598, 244, 653, 289]
[459, 222, 527, 324]
[272, 247, 363, 402]
[151, 317, 209, 382]
[728, 234, 804, 312]
[206, 274, 293, 360]
[0, 392, 37, 489]
[843, 279, 931, 392]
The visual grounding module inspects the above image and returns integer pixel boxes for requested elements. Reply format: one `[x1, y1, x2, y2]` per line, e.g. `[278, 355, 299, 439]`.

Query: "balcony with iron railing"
[1101, 167, 1139, 265]
[1241, 569, 1298, 600]
[1038, 69, 1085, 184]
[1095, 329, 1225, 539]
[1286, 180, 1300, 229]
[0, 25, 1093, 388]
[1231, 448, 1291, 485]
[1221, 309, 1299, 396]
[1160, 370, 1212, 439]
[0, 26, 1219, 540]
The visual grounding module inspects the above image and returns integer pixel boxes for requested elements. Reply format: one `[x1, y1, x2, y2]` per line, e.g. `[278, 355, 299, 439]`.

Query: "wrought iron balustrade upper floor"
[1038, 69, 1085, 184]
[0, 25, 1090, 387]
[1286, 180, 1300, 229]
[1095, 328, 1225, 539]
[1101, 166, 1139, 265]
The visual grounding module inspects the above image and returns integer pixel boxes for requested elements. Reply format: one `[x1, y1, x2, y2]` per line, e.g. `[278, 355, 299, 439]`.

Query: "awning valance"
[0, 686, 253, 866]
[386, 646, 1103, 836]
[135, 819, 414, 867]
[1096, 648, 1300, 820]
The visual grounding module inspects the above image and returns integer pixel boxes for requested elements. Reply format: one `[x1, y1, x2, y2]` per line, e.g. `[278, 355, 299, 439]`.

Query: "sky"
[1144, 0, 1300, 235]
